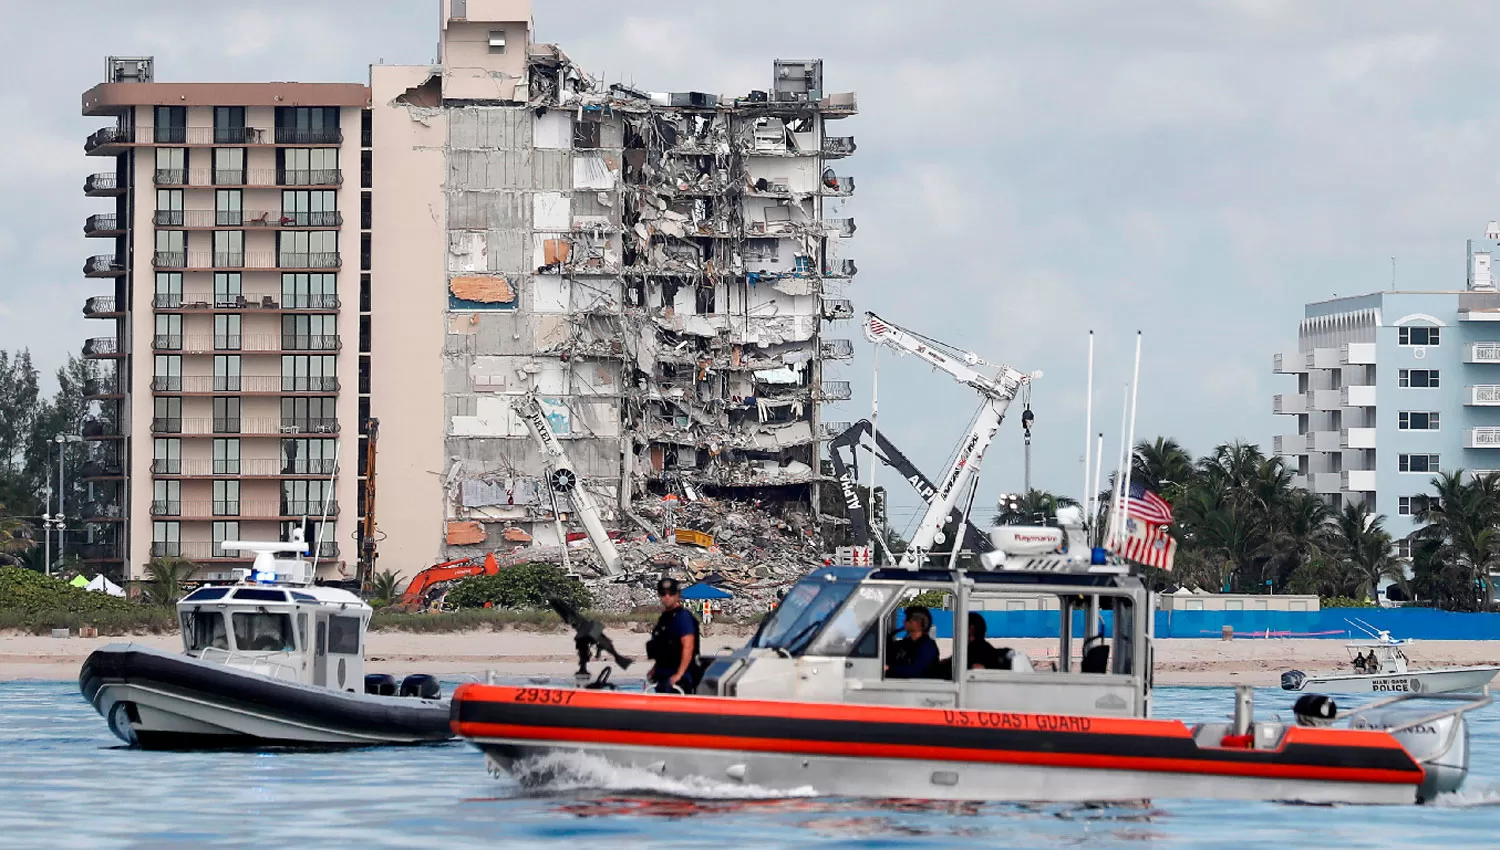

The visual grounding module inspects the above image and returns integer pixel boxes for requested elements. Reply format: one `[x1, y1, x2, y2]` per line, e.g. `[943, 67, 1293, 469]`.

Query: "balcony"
[84, 172, 124, 196]
[162, 209, 345, 229]
[1272, 434, 1306, 455]
[283, 334, 342, 352]
[82, 418, 122, 440]
[153, 457, 338, 477]
[824, 218, 856, 238]
[1467, 343, 1500, 364]
[277, 252, 341, 270]
[1341, 343, 1376, 365]
[821, 136, 856, 157]
[83, 378, 124, 400]
[823, 258, 857, 278]
[78, 541, 123, 562]
[81, 461, 124, 480]
[1342, 470, 1378, 492]
[152, 126, 270, 146]
[1467, 428, 1500, 449]
[279, 169, 343, 187]
[1310, 389, 1343, 412]
[1272, 351, 1306, 374]
[282, 501, 340, 517]
[158, 376, 341, 395]
[157, 251, 277, 270]
[82, 501, 125, 520]
[84, 254, 125, 277]
[280, 418, 340, 435]
[1291, 474, 1309, 491]
[820, 174, 854, 196]
[818, 381, 852, 401]
[1272, 393, 1306, 415]
[820, 421, 853, 440]
[152, 251, 187, 269]
[1468, 385, 1500, 406]
[84, 125, 135, 154]
[1341, 427, 1377, 449]
[1341, 385, 1377, 407]
[821, 298, 854, 320]
[273, 128, 343, 145]
[154, 292, 339, 311]
[82, 337, 121, 359]
[157, 418, 292, 436]
[153, 169, 187, 186]
[84, 214, 123, 237]
[1309, 430, 1340, 453]
[1308, 348, 1342, 369]
[1310, 472, 1343, 494]
[820, 338, 854, 359]
[83, 296, 121, 318]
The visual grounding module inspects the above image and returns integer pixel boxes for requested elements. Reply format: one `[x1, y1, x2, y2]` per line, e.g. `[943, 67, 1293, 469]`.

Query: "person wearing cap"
[885, 605, 939, 678]
[646, 577, 702, 694]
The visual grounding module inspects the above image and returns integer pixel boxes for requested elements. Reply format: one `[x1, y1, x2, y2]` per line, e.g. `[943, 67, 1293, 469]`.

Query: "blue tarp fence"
[920, 608, 1500, 641]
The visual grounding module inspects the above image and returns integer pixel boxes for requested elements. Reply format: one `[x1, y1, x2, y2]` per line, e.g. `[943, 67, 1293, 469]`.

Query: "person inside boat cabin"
[886, 606, 940, 678]
[967, 612, 1008, 670]
[646, 578, 702, 694]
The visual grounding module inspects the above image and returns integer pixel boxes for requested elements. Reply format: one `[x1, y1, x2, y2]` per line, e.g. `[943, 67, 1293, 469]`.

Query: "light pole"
[54, 434, 83, 571]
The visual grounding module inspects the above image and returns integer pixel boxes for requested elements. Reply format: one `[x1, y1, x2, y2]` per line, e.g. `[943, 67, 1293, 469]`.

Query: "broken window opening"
[573, 119, 601, 150]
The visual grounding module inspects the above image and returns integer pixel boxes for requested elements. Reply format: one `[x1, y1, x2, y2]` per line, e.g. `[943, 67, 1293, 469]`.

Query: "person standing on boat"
[646, 578, 702, 694]
[886, 606, 940, 678]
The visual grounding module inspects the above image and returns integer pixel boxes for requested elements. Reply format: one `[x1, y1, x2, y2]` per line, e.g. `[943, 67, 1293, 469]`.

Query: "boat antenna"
[1106, 385, 1130, 548]
[310, 441, 340, 576]
[1082, 331, 1094, 531]
[1091, 432, 1105, 547]
[1111, 333, 1144, 550]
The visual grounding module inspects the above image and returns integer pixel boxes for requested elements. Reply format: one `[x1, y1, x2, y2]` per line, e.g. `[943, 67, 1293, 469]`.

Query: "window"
[213, 147, 245, 185]
[361, 232, 370, 270]
[281, 190, 338, 226]
[214, 354, 241, 392]
[1398, 496, 1428, 516]
[279, 148, 339, 185]
[214, 315, 241, 351]
[213, 438, 240, 475]
[361, 150, 372, 189]
[327, 615, 362, 654]
[154, 147, 185, 183]
[573, 119, 601, 149]
[152, 519, 180, 555]
[282, 397, 336, 432]
[488, 29, 506, 53]
[213, 106, 247, 144]
[278, 231, 338, 268]
[212, 521, 240, 558]
[281, 438, 336, 474]
[282, 355, 337, 392]
[1398, 326, 1440, 346]
[359, 356, 370, 394]
[360, 315, 371, 353]
[216, 189, 243, 226]
[181, 611, 227, 652]
[156, 189, 183, 226]
[214, 272, 242, 307]
[1399, 411, 1440, 431]
[275, 107, 340, 144]
[213, 231, 244, 267]
[282, 273, 338, 309]
[283, 478, 333, 516]
[155, 272, 183, 308]
[1396, 539, 1413, 559]
[232, 612, 296, 652]
[153, 438, 181, 475]
[213, 397, 241, 434]
[361, 191, 371, 229]
[154, 314, 182, 350]
[153, 106, 185, 143]
[361, 109, 372, 148]
[1399, 369, 1439, 388]
[153, 397, 181, 433]
[1399, 454, 1440, 473]
[360, 273, 370, 312]
[153, 354, 181, 391]
[155, 229, 185, 266]
[213, 480, 240, 517]
[153, 480, 180, 515]
[282, 314, 337, 350]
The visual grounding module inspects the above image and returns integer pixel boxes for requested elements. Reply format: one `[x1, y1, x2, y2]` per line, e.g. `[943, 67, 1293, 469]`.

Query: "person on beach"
[646, 578, 702, 694]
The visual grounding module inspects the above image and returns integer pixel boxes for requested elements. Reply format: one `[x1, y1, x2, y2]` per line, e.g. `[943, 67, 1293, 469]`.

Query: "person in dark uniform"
[646, 578, 702, 694]
[966, 612, 1007, 670]
[885, 605, 939, 678]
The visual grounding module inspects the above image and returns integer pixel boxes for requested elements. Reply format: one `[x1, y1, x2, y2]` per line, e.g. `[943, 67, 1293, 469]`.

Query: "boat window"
[327, 615, 361, 654]
[882, 587, 952, 680]
[183, 587, 229, 602]
[231, 612, 296, 652]
[296, 612, 308, 651]
[807, 584, 897, 657]
[180, 611, 228, 651]
[233, 588, 288, 602]
[750, 576, 860, 654]
[1111, 597, 1135, 675]
[290, 591, 316, 603]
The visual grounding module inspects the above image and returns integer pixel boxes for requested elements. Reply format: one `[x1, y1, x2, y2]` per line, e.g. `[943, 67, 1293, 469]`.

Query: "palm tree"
[1131, 438, 1194, 501]
[143, 556, 196, 606]
[1325, 502, 1402, 599]
[993, 489, 1079, 526]
[1412, 471, 1500, 611]
[0, 504, 35, 568]
[370, 569, 405, 606]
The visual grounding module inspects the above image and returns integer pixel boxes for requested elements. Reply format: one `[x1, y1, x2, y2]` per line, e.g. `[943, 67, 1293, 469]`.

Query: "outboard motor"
[1353, 708, 1471, 802]
[1292, 694, 1337, 727]
[1281, 670, 1306, 691]
[400, 673, 442, 700]
[364, 673, 397, 696]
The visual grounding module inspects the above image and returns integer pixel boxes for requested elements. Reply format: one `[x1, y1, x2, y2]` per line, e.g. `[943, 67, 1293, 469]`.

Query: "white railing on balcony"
[1469, 385, 1500, 405]
[1468, 427, 1500, 448]
[1272, 393, 1307, 414]
[1468, 343, 1500, 363]
[1342, 470, 1377, 492]
[1340, 428, 1377, 449]
[1341, 385, 1377, 407]
[1341, 342, 1376, 365]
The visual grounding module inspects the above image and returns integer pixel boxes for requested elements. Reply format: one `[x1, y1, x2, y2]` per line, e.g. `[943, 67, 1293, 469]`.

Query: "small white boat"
[79, 531, 453, 749]
[1282, 622, 1500, 695]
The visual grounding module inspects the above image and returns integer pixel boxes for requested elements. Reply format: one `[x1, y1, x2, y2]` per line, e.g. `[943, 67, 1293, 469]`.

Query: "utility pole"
[55, 434, 82, 570]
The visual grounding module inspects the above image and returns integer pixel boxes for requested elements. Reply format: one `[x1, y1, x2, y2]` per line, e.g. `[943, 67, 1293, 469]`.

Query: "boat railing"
[198, 646, 302, 682]
[1342, 691, 1493, 734]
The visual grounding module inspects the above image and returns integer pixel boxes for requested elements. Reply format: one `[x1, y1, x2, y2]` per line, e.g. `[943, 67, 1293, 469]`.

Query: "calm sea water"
[4, 680, 1499, 849]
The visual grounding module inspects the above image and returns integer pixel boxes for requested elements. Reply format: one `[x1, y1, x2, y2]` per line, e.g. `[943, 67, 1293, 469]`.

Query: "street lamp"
[53, 434, 83, 572]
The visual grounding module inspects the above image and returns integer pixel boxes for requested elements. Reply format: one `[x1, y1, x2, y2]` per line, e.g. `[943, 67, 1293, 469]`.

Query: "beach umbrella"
[681, 582, 733, 600]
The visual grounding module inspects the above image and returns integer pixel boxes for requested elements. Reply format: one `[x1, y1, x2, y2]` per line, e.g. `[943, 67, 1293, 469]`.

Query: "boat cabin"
[175, 532, 371, 692]
[1346, 640, 1410, 676]
[702, 562, 1152, 718]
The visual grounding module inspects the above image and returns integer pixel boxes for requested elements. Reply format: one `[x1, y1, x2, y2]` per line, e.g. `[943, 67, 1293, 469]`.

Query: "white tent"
[85, 575, 125, 598]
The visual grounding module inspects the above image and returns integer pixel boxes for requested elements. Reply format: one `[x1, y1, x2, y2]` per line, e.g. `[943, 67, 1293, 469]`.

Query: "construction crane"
[357, 417, 380, 593]
[515, 393, 624, 576]
[827, 419, 992, 561]
[862, 312, 1035, 568]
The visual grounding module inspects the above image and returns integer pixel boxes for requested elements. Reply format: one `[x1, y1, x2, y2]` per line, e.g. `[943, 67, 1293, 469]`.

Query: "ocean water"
[4, 680, 1499, 849]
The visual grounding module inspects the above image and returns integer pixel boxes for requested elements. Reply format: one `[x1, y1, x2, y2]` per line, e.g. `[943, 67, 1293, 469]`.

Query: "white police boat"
[79, 531, 453, 749]
[1282, 621, 1500, 695]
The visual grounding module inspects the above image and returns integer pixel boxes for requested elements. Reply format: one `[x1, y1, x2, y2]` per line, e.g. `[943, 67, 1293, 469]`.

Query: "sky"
[4, 0, 1500, 533]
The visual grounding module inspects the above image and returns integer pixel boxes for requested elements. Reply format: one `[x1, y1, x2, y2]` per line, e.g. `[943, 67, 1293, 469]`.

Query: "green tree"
[1131, 437, 1195, 501]
[143, 556, 196, 606]
[0, 504, 35, 568]
[369, 569, 405, 606]
[1324, 502, 1402, 599]
[446, 563, 590, 611]
[1411, 471, 1500, 611]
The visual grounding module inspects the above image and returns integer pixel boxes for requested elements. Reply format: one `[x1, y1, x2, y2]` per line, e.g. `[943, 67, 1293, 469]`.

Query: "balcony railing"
[283, 459, 339, 475]
[820, 298, 854, 320]
[150, 418, 182, 434]
[82, 337, 119, 357]
[281, 377, 341, 392]
[821, 136, 857, 156]
[820, 339, 854, 359]
[1469, 343, 1500, 364]
[82, 419, 121, 439]
[153, 251, 187, 269]
[160, 418, 285, 435]
[152, 334, 182, 350]
[82, 501, 124, 519]
[84, 214, 120, 236]
[151, 376, 182, 392]
[154, 210, 184, 226]
[283, 500, 339, 516]
[281, 334, 341, 351]
[84, 172, 121, 195]
[282, 294, 341, 309]
[153, 169, 187, 186]
[279, 169, 343, 186]
[277, 252, 341, 269]
[154, 126, 269, 145]
[83, 296, 118, 316]
[820, 174, 854, 196]
[280, 418, 340, 434]
[1470, 385, 1500, 406]
[1468, 428, 1500, 449]
[818, 381, 853, 401]
[823, 258, 857, 278]
[85, 125, 135, 153]
[84, 254, 124, 276]
[150, 459, 182, 474]
[150, 500, 182, 517]
[824, 218, 856, 237]
[274, 128, 343, 145]
[150, 542, 183, 557]
[156, 292, 340, 311]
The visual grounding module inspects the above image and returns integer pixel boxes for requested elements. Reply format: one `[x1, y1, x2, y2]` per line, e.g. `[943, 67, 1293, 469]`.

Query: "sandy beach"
[8, 629, 1497, 686]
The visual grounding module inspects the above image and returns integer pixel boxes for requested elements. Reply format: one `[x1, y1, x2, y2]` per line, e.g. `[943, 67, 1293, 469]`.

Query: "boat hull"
[80, 643, 454, 749]
[450, 684, 1425, 804]
[1282, 667, 1500, 694]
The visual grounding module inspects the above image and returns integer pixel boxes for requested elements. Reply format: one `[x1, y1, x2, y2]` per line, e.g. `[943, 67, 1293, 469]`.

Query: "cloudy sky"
[4, 0, 1497, 531]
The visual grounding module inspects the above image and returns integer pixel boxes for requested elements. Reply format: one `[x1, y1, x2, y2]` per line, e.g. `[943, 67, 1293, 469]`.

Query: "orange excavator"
[397, 552, 500, 611]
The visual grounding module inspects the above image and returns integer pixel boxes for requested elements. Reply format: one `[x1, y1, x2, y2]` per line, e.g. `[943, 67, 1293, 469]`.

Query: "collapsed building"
[370, 0, 858, 584]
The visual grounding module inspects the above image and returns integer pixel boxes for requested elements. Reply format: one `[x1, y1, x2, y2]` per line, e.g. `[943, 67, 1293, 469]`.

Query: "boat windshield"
[180, 611, 228, 652]
[231, 612, 296, 652]
[751, 576, 861, 655]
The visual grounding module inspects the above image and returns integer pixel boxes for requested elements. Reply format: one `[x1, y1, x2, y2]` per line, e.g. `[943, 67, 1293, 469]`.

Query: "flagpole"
[1082, 331, 1094, 531]
[1107, 387, 1129, 549]
[1092, 432, 1105, 547]
[1118, 332, 1144, 550]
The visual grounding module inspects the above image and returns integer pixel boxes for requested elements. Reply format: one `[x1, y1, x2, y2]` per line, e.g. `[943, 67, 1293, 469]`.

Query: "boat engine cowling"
[1281, 670, 1306, 691]
[365, 673, 397, 696]
[1292, 694, 1337, 726]
[1353, 709, 1471, 802]
[400, 673, 441, 700]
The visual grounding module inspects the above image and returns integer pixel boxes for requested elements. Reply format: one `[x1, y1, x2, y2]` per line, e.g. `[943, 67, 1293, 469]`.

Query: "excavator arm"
[398, 553, 499, 610]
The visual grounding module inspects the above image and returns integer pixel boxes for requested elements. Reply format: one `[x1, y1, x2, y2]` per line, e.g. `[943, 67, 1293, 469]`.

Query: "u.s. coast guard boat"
[79, 531, 453, 749]
[452, 511, 1489, 804]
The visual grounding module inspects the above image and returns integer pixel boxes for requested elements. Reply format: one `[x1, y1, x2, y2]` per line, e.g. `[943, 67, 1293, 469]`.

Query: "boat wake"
[1432, 781, 1500, 808]
[499, 751, 820, 800]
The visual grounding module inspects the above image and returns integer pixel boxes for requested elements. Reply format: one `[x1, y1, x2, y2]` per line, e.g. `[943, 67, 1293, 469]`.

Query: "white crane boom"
[862, 312, 1034, 568]
[516, 394, 624, 576]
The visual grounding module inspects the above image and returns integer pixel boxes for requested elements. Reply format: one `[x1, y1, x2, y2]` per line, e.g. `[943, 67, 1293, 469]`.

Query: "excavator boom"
[398, 552, 499, 610]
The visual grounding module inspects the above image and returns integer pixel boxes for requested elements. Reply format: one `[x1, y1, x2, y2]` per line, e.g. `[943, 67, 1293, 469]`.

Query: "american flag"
[1118, 517, 1178, 571]
[1126, 481, 1173, 525]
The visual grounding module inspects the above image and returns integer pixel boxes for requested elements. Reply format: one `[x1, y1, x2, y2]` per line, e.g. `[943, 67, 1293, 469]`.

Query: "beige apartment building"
[80, 0, 856, 585]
